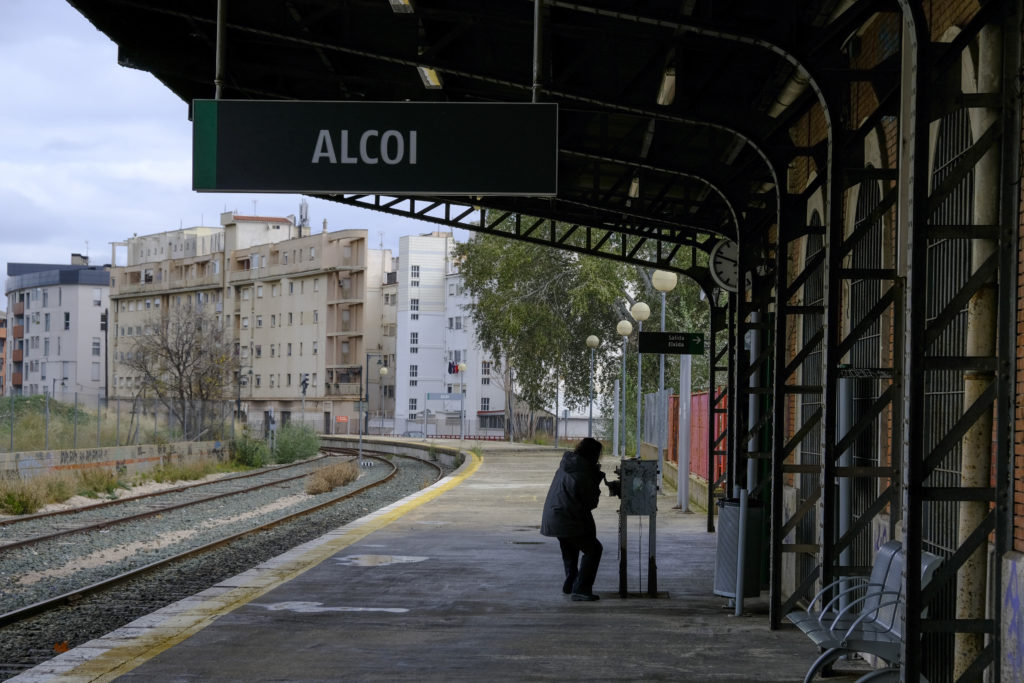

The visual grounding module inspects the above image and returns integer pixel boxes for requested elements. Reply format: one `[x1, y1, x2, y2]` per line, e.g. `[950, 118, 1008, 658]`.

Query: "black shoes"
[571, 593, 600, 601]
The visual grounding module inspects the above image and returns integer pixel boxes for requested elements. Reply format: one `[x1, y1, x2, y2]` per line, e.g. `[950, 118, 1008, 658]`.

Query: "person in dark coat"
[540, 437, 607, 601]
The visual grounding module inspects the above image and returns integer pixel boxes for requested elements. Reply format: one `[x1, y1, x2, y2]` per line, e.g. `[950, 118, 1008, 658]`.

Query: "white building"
[4, 256, 110, 400]
[391, 232, 508, 437]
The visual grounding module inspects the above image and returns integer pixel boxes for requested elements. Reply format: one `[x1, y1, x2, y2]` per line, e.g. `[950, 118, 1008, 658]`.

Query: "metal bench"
[787, 540, 943, 683]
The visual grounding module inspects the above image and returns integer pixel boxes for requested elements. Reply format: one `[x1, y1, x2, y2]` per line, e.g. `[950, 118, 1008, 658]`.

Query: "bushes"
[274, 423, 320, 464]
[231, 433, 269, 468]
[305, 461, 360, 494]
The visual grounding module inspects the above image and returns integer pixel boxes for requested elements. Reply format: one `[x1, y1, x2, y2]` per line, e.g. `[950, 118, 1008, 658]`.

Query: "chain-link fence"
[0, 392, 236, 453]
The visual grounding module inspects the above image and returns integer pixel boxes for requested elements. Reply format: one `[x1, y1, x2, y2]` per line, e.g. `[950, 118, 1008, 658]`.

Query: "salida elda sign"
[192, 100, 558, 196]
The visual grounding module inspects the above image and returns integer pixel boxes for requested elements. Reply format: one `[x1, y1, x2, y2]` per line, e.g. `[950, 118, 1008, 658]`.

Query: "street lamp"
[630, 301, 650, 458]
[586, 335, 599, 437]
[233, 369, 252, 441]
[379, 365, 388, 434]
[616, 319, 633, 457]
[652, 270, 678, 489]
[457, 362, 467, 440]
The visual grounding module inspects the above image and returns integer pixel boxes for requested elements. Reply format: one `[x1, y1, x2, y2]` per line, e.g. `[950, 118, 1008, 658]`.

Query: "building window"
[410, 332, 418, 345]
[289, 282, 295, 295]
[255, 345, 262, 358]
[287, 343, 293, 356]
[288, 312, 293, 325]
[481, 377, 490, 385]
[448, 317, 453, 329]
[256, 315, 263, 327]
[271, 314, 276, 327]
[313, 310, 319, 324]
[410, 298, 419, 311]
[63, 312, 70, 330]
[481, 361, 491, 376]
[409, 364, 418, 378]
[409, 398, 417, 412]
[91, 362, 101, 381]
[481, 398, 490, 411]
[44, 313, 50, 332]
[312, 341, 318, 355]
[92, 288, 102, 306]
[242, 317, 249, 329]
[455, 316, 463, 330]
[92, 338, 101, 356]
[255, 375, 262, 387]
[313, 278, 319, 292]
[257, 285, 263, 298]
[242, 288, 250, 301]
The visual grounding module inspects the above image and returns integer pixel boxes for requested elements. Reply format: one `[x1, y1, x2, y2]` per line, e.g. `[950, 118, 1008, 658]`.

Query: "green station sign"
[193, 100, 558, 196]
[638, 331, 705, 355]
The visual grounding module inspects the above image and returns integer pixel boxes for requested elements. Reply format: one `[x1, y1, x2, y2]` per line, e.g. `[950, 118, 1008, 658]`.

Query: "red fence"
[667, 390, 727, 483]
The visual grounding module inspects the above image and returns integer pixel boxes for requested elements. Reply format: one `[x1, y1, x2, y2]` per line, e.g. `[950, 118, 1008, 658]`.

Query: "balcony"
[11, 373, 22, 386]
[12, 301, 24, 316]
[325, 383, 362, 397]
[12, 325, 23, 339]
[12, 348, 23, 362]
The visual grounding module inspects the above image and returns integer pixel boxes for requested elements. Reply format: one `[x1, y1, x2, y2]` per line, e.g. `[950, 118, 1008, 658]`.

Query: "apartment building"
[108, 209, 391, 434]
[3, 256, 109, 399]
[392, 232, 507, 437]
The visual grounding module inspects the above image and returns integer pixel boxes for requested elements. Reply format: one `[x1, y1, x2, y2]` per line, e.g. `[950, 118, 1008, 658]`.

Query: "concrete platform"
[12, 443, 870, 682]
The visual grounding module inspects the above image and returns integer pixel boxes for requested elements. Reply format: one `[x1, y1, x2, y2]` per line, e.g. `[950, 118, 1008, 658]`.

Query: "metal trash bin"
[713, 498, 763, 598]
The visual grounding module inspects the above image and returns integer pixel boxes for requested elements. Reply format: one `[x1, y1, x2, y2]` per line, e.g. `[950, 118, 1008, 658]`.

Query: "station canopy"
[68, 0, 863, 277]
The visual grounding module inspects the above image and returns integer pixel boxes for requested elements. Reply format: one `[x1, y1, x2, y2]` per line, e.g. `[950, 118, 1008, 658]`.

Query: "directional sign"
[193, 100, 558, 195]
[638, 331, 705, 355]
[427, 393, 463, 401]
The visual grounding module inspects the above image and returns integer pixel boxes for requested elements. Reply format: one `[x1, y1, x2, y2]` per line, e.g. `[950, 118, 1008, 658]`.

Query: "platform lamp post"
[378, 365, 388, 434]
[586, 335, 599, 437]
[652, 270, 677, 489]
[630, 302, 650, 458]
[616, 320, 633, 457]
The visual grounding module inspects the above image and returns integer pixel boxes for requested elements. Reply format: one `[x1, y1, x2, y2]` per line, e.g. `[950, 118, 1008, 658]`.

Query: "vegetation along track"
[0, 447, 446, 677]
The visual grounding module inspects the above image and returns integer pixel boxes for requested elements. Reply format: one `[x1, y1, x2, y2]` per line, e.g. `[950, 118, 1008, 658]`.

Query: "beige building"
[108, 210, 393, 434]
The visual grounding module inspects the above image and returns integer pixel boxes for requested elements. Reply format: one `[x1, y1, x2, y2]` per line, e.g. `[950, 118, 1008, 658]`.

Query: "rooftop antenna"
[299, 198, 310, 229]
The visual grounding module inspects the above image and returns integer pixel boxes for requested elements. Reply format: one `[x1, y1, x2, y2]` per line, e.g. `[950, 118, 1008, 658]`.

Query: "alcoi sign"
[192, 100, 558, 195]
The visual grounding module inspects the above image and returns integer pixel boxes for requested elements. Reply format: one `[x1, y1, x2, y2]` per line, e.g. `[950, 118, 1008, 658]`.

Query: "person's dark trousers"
[558, 536, 603, 595]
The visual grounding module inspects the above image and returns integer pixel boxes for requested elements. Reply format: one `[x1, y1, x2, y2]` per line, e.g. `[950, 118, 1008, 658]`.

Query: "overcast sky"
[1, 0, 455, 294]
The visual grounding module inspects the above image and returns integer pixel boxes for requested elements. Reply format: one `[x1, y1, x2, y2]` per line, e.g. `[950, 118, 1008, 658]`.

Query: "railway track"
[0, 448, 443, 632]
[0, 452, 340, 551]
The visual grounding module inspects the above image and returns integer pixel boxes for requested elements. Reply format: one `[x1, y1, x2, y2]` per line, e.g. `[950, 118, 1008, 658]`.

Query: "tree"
[454, 230, 632, 437]
[122, 304, 239, 439]
[456, 215, 713, 446]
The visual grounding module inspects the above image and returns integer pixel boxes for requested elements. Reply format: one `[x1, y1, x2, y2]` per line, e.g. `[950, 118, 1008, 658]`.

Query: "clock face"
[709, 239, 739, 293]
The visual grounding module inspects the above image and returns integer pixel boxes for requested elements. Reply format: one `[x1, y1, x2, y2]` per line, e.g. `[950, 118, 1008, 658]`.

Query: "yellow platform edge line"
[55, 452, 483, 683]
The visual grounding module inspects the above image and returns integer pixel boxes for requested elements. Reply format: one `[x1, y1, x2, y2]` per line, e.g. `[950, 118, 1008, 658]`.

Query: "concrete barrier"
[321, 434, 467, 469]
[0, 441, 227, 482]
